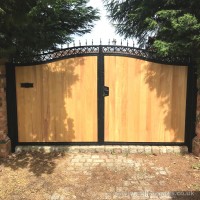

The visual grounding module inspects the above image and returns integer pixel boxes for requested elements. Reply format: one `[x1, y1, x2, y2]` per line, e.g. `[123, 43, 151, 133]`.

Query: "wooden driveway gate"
[6, 45, 197, 151]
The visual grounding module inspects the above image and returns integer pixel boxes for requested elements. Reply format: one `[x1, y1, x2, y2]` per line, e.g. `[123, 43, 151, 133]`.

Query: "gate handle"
[103, 86, 109, 97]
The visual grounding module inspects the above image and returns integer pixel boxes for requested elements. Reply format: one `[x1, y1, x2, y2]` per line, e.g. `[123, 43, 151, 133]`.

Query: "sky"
[72, 0, 136, 46]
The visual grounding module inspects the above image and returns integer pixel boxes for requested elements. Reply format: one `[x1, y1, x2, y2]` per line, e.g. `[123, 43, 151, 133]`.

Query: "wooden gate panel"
[16, 56, 97, 142]
[104, 56, 188, 142]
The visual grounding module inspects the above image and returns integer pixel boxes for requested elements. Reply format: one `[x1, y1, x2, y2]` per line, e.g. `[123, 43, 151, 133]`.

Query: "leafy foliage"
[0, 0, 99, 60]
[104, 0, 200, 58]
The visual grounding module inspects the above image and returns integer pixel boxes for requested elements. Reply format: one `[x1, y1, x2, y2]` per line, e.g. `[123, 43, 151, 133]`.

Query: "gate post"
[0, 59, 11, 157]
[98, 45, 105, 143]
[5, 63, 18, 153]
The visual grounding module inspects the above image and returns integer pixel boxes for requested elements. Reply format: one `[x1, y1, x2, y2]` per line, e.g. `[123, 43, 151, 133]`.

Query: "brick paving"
[0, 148, 199, 200]
[58, 153, 169, 199]
[45, 152, 197, 200]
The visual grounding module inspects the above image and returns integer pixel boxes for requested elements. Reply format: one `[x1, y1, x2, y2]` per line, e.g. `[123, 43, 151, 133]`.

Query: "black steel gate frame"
[5, 45, 197, 152]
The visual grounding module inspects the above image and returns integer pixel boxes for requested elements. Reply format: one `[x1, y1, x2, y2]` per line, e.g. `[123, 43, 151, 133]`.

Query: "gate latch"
[103, 86, 109, 97]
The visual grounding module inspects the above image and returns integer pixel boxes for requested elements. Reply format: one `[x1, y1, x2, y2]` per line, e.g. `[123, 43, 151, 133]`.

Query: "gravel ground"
[0, 151, 200, 200]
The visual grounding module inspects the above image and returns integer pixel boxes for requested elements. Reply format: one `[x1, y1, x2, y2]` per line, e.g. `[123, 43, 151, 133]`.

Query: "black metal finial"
[73, 41, 75, 47]
[108, 39, 110, 45]
[67, 43, 69, 48]
[86, 39, 87, 46]
[133, 40, 134, 47]
[100, 38, 102, 45]
[121, 39, 122, 46]
[127, 40, 129, 46]
[92, 39, 93, 45]
[112, 39, 117, 45]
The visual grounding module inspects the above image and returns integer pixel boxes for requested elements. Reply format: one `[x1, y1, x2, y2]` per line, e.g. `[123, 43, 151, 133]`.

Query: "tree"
[0, 0, 99, 60]
[105, 0, 200, 146]
[104, 0, 200, 61]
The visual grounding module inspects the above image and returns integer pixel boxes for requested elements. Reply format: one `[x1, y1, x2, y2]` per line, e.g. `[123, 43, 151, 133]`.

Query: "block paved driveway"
[0, 151, 200, 200]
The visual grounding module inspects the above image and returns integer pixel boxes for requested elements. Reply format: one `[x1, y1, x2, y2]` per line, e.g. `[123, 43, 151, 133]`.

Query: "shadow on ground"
[0, 150, 65, 176]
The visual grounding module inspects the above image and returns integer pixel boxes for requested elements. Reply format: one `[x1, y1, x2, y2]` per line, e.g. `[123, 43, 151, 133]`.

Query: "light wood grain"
[16, 56, 98, 142]
[104, 56, 188, 142]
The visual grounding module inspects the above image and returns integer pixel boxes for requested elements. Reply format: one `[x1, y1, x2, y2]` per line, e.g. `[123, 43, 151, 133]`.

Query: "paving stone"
[100, 163, 107, 167]
[107, 187, 116, 193]
[106, 159, 114, 163]
[15, 146, 22, 153]
[160, 170, 167, 175]
[112, 145, 122, 153]
[85, 146, 96, 153]
[160, 146, 167, 154]
[135, 162, 142, 168]
[79, 159, 86, 163]
[67, 147, 80, 153]
[79, 146, 89, 153]
[72, 154, 83, 158]
[173, 146, 182, 154]
[108, 154, 116, 159]
[95, 146, 105, 153]
[105, 146, 114, 153]
[123, 181, 132, 187]
[139, 180, 151, 186]
[91, 163, 100, 167]
[91, 155, 99, 159]
[117, 155, 126, 159]
[121, 146, 129, 153]
[71, 159, 80, 163]
[166, 146, 174, 153]
[74, 163, 83, 167]
[115, 159, 123, 163]
[66, 167, 75, 171]
[148, 162, 154, 166]
[124, 159, 135, 164]
[116, 187, 129, 192]
[107, 163, 114, 167]
[165, 167, 171, 175]
[144, 146, 152, 154]
[93, 159, 104, 163]
[151, 146, 160, 155]
[180, 146, 188, 154]
[86, 159, 93, 163]
[130, 179, 138, 185]
[137, 146, 145, 153]
[145, 175, 155, 179]
[129, 146, 138, 153]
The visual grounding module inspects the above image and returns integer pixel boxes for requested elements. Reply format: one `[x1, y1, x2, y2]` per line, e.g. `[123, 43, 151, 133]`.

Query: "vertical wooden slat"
[105, 56, 188, 142]
[16, 56, 98, 142]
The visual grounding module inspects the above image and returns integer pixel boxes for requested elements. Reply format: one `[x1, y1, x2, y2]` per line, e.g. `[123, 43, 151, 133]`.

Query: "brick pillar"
[193, 79, 200, 157]
[0, 61, 11, 157]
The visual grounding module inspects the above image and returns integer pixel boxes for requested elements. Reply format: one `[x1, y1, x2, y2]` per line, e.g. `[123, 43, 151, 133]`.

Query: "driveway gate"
[6, 45, 197, 151]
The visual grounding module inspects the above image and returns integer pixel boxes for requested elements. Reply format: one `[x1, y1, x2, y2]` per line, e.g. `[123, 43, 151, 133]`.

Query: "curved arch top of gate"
[13, 45, 190, 66]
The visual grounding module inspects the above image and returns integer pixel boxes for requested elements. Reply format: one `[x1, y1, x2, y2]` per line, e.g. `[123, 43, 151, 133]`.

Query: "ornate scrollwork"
[102, 46, 189, 65]
[13, 45, 189, 65]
